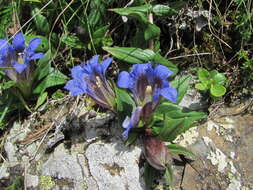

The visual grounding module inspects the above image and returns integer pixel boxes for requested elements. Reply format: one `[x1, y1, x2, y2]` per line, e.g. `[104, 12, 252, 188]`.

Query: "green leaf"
[33, 50, 51, 82]
[110, 5, 151, 23]
[24, 0, 41, 2]
[210, 84, 226, 97]
[155, 102, 206, 141]
[26, 35, 49, 52]
[61, 35, 86, 49]
[92, 25, 109, 38]
[144, 163, 157, 190]
[31, 7, 50, 34]
[0, 81, 16, 90]
[88, 0, 106, 29]
[115, 86, 136, 114]
[168, 144, 197, 160]
[35, 91, 48, 109]
[211, 71, 227, 85]
[164, 166, 173, 186]
[153, 53, 178, 75]
[33, 69, 68, 94]
[144, 23, 160, 40]
[171, 75, 192, 104]
[103, 46, 155, 63]
[197, 68, 210, 83]
[152, 4, 177, 16]
[103, 46, 178, 74]
[125, 132, 138, 146]
[195, 82, 208, 90]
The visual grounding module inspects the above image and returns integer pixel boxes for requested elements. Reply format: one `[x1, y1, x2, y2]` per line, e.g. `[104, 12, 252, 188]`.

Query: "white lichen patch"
[207, 120, 219, 131]
[230, 152, 235, 159]
[174, 127, 199, 147]
[229, 161, 237, 174]
[222, 118, 235, 129]
[203, 136, 228, 172]
[227, 173, 242, 190]
[207, 118, 235, 142]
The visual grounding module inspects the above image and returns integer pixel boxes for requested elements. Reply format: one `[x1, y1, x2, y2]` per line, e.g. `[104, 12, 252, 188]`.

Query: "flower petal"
[132, 63, 151, 77]
[117, 71, 131, 88]
[64, 79, 87, 96]
[160, 87, 177, 102]
[28, 38, 42, 51]
[88, 55, 99, 67]
[13, 32, 25, 52]
[101, 57, 112, 75]
[30, 52, 44, 60]
[122, 106, 142, 138]
[71, 65, 84, 79]
[154, 65, 173, 79]
[13, 62, 27, 73]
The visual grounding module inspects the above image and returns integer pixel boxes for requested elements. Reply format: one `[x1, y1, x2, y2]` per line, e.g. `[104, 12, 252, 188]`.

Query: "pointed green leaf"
[103, 46, 155, 63]
[144, 163, 157, 190]
[33, 69, 68, 94]
[168, 144, 197, 160]
[171, 75, 192, 103]
[144, 23, 160, 40]
[164, 166, 173, 186]
[110, 5, 151, 23]
[35, 91, 48, 109]
[152, 4, 177, 16]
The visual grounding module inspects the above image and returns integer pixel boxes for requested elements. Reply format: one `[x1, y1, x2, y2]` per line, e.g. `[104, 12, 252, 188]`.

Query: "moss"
[39, 176, 55, 190]
[82, 182, 88, 190]
[4, 176, 24, 190]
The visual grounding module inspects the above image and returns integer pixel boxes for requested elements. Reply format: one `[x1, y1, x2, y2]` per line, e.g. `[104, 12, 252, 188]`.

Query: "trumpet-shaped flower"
[117, 63, 177, 137]
[64, 56, 116, 111]
[0, 32, 44, 81]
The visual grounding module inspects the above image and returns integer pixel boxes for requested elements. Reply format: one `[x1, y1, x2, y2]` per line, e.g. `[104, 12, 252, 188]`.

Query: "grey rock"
[26, 174, 39, 188]
[85, 141, 144, 190]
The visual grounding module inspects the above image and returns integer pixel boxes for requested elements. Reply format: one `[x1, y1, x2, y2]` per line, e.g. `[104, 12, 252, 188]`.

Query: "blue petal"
[13, 32, 25, 52]
[64, 79, 87, 96]
[122, 106, 142, 138]
[160, 87, 177, 102]
[28, 38, 42, 51]
[122, 127, 131, 139]
[71, 65, 85, 79]
[30, 52, 44, 60]
[154, 65, 173, 79]
[117, 71, 131, 88]
[122, 116, 131, 129]
[13, 62, 27, 73]
[101, 57, 112, 75]
[88, 55, 99, 67]
[0, 40, 10, 56]
[132, 63, 151, 77]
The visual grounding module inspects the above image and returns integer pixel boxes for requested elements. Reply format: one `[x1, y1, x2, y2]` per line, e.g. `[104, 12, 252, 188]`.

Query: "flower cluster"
[117, 63, 177, 137]
[64, 57, 177, 139]
[0, 32, 44, 81]
[64, 56, 116, 112]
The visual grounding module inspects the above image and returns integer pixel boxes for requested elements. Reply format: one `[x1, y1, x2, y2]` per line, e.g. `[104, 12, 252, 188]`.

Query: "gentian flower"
[64, 56, 116, 112]
[117, 63, 177, 137]
[0, 32, 44, 82]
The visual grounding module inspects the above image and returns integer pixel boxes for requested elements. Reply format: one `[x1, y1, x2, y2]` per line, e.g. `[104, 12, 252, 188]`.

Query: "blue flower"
[122, 106, 142, 138]
[117, 63, 177, 137]
[118, 63, 177, 105]
[0, 32, 44, 81]
[64, 56, 116, 111]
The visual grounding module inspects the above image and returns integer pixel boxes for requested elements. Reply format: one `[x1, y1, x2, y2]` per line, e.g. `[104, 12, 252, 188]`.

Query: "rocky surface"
[0, 98, 252, 190]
